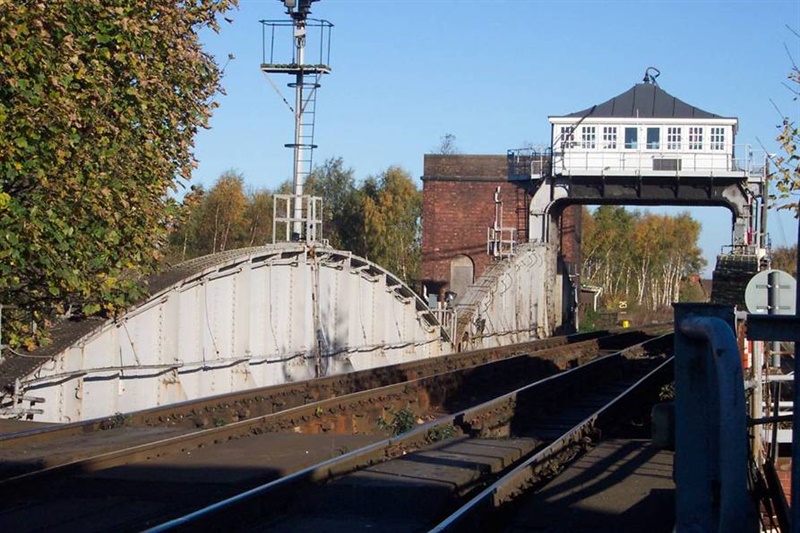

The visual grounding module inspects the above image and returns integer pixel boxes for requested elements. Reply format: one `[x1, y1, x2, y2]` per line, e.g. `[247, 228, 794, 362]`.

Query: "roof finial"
[643, 67, 660, 85]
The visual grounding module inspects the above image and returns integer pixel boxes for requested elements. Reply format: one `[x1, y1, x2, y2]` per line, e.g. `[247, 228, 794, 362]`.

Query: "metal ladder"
[292, 74, 321, 188]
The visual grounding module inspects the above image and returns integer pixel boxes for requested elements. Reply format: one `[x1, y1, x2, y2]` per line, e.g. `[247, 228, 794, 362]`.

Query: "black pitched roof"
[560, 83, 728, 119]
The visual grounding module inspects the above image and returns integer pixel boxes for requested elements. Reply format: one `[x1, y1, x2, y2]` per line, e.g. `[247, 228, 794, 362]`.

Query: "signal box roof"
[554, 82, 731, 120]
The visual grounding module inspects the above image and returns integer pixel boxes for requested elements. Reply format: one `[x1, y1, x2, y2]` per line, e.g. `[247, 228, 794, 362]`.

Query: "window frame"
[624, 127, 638, 149]
[646, 127, 660, 150]
[581, 125, 596, 150]
[666, 127, 682, 150]
[560, 126, 575, 150]
[710, 126, 725, 151]
[602, 126, 617, 150]
[688, 127, 703, 151]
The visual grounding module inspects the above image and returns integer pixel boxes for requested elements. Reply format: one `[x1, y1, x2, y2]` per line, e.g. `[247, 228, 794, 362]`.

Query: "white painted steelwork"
[260, 6, 332, 240]
[454, 243, 558, 350]
[551, 140, 763, 179]
[6, 244, 448, 422]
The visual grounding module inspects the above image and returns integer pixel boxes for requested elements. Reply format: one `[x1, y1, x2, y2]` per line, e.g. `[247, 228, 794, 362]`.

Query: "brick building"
[420, 154, 581, 303]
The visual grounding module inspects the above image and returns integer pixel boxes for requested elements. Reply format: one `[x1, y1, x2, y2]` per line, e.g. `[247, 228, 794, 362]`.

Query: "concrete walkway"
[507, 439, 675, 532]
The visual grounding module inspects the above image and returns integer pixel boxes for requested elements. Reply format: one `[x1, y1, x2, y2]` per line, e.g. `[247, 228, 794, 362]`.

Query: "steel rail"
[429, 354, 674, 532]
[145, 333, 673, 532]
[0, 327, 667, 459]
[0, 329, 627, 446]
[0, 330, 667, 490]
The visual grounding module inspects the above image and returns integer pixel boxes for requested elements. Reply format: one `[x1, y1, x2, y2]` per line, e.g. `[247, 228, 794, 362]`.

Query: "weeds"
[426, 424, 456, 442]
[377, 407, 417, 436]
[659, 382, 675, 401]
[100, 412, 130, 430]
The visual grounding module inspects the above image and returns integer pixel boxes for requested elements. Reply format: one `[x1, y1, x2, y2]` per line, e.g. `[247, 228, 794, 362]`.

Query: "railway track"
[147, 334, 673, 532]
[0, 328, 672, 531]
[0, 327, 666, 482]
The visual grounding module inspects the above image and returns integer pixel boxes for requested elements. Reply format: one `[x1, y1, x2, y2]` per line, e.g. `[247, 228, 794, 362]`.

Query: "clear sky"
[194, 0, 800, 274]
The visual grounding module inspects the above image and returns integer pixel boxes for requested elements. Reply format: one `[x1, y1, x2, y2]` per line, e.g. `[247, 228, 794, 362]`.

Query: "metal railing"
[551, 144, 767, 178]
[507, 147, 552, 179]
[486, 227, 517, 259]
[747, 312, 800, 532]
[272, 194, 323, 244]
[429, 307, 456, 345]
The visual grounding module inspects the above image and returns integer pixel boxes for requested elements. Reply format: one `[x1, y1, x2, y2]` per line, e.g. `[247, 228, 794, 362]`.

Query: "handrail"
[551, 143, 766, 177]
[673, 304, 758, 533]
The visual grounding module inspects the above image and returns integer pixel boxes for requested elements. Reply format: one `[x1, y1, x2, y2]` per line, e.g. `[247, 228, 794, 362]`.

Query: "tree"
[165, 184, 206, 263]
[0, 1, 237, 347]
[361, 167, 422, 283]
[771, 57, 800, 216]
[581, 207, 704, 311]
[582, 206, 636, 303]
[165, 171, 273, 261]
[432, 133, 460, 155]
[304, 157, 362, 250]
[243, 189, 274, 247]
[196, 171, 249, 254]
[771, 244, 798, 276]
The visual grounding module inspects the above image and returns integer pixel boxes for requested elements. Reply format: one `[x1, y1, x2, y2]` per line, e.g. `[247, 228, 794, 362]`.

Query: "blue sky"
[194, 0, 800, 274]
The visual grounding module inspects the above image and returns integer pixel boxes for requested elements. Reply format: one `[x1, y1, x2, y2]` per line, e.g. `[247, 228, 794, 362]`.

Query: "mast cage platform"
[259, 15, 333, 243]
[259, 18, 333, 75]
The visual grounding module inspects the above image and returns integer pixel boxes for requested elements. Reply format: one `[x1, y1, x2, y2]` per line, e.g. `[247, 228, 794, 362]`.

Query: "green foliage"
[578, 308, 599, 333]
[582, 207, 705, 310]
[678, 278, 707, 303]
[167, 159, 422, 288]
[771, 244, 798, 276]
[186, 171, 248, 254]
[304, 157, 361, 251]
[426, 423, 456, 442]
[362, 167, 422, 284]
[306, 160, 423, 286]
[165, 171, 273, 262]
[771, 63, 800, 216]
[0, 1, 237, 347]
[377, 407, 417, 436]
[243, 189, 274, 248]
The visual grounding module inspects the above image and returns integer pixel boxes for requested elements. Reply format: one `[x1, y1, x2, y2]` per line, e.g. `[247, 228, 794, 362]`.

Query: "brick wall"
[421, 155, 529, 298]
[559, 204, 582, 269]
[777, 457, 792, 504]
[423, 154, 509, 179]
[420, 154, 582, 300]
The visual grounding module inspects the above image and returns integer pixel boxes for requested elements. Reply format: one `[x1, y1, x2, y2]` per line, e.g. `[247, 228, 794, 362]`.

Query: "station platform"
[507, 438, 675, 532]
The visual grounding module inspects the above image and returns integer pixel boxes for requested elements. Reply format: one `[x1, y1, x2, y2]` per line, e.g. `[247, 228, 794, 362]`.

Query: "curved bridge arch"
[2, 244, 448, 422]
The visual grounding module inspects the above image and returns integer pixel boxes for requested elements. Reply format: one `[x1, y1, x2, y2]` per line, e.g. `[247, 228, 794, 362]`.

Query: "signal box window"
[710, 127, 725, 151]
[581, 126, 596, 149]
[560, 126, 574, 149]
[602, 126, 617, 149]
[667, 127, 682, 150]
[624, 127, 638, 149]
[646, 127, 660, 150]
[689, 127, 703, 150]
